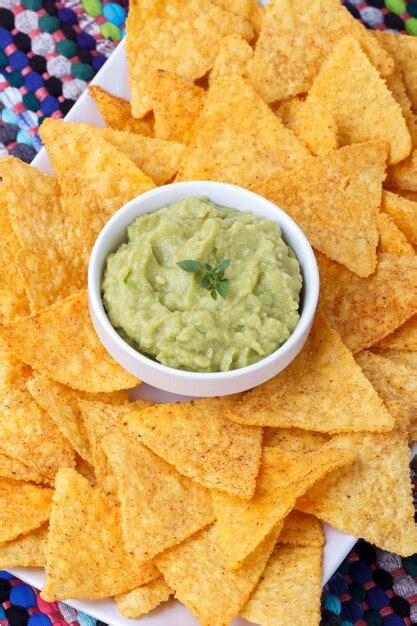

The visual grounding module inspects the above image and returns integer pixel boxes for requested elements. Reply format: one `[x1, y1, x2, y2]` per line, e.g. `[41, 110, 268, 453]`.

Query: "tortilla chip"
[79, 398, 150, 495]
[241, 542, 322, 626]
[378, 212, 415, 257]
[386, 150, 417, 192]
[156, 523, 280, 626]
[126, 0, 253, 117]
[356, 350, 417, 433]
[374, 349, 417, 372]
[226, 312, 393, 433]
[177, 73, 310, 187]
[1, 291, 139, 393]
[301, 36, 410, 164]
[376, 315, 417, 352]
[279, 511, 324, 548]
[42, 468, 159, 601]
[103, 431, 214, 562]
[381, 191, 417, 246]
[0, 523, 48, 568]
[149, 70, 205, 144]
[124, 396, 262, 499]
[88, 85, 154, 136]
[211, 444, 355, 569]
[385, 68, 417, 147]
[317, 252, 417, 353]
[252, 141, 386, 276]
[376, 32, 417, 117]
[210, 34, 253, 84]
[0, 453, 51, 485]
[272, 96, 305, 129]
[0, 289, 29, 325]
[397, 189, 417, 202]
[263, 428, 330, 451]
[0, 480, 52, 545]
[248, 0, 393, 103]
[288, 96, 338, 157]
[297, 430, 417, 556]
[115, 578, 172, 618]
[39, 119, 155, 251]
[75, 456, 96, 485]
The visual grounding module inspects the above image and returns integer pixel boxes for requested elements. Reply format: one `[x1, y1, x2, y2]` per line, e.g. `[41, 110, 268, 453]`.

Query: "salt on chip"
[124, 396, 262, 499]
[126, 0, 253, 118]
[0, 480, 52, 545]
[103, 431, 214, 562]
[317, 252, 417, 353]
[297, 431, 417, 556]
[0, 523, 48, 569]
[148, 70, 205, 144]
[251, 141, 386, 276]
[376, 315, 417, 351]
[212, 444, 354, 569]
[209, 34, 253, 84]
[381, 191, 417, 247]
[300, 36, 410, 164]
[42, 468, 159, 601]
[287, 96, 338, 157]
[263, 428, 330, 451]
[176, 73, 310, 187]
[0, 290, 139, 393]
[156, 523, 281, 626]
[279, 511, 324, 548]
[226, 312, 393, 433]
[378, 213, 415, 257]
[115, 578, 172, 618]
[39, 119, 155, 250]
[248, 0, 393, 103]
[0, 453, 51, 485]
[88, 85, 154, 136]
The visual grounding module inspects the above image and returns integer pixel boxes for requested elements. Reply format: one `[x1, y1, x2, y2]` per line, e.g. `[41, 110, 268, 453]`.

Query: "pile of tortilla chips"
[1, 0, 417, 624]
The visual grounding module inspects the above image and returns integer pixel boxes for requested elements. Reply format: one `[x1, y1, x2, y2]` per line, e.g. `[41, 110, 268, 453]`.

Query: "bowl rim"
[88, 181, 319, 381]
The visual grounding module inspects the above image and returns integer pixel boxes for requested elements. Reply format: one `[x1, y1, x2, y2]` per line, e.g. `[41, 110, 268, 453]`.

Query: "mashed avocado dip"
[102, 197, 302, 372]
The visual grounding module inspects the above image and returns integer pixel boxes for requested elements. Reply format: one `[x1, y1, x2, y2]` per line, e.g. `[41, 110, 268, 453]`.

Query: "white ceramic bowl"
[88, 181, 319, 396]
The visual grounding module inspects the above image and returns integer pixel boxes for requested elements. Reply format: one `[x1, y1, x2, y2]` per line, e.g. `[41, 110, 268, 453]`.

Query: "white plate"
[12, 33, 357, 626]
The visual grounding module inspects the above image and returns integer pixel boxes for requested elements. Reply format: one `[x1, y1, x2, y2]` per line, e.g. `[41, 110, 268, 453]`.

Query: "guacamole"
[102, 197, 302, 372]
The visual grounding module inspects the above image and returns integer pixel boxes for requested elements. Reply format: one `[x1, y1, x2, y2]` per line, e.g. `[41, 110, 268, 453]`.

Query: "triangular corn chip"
[279, 511, 324, 548]
[211, 444, 355, 568]
[212, 0, 263, 34]
[0, 291, 139, 393]
[248, 0, 393, 103]
[376, 315, 417, 351]
[287, 97, 338, 157]
[88, 85, 154, 136]
[301, 36, 410, 164]
[387, 149, 417, 192]
[149, 70, 205, 144]
[177, 74, 310, 187]
[210, 34, 253, 84]
[318, 252, 417, 353]
[263, 428, 330, 451]
[126, 0, 253, 117]
[385, 68, 417, 147]
[39, 119, 155, 250]
[42, 468, 159, 601]
[115, 578, 172, 618]
[297, 430, 417, 556]
[252, 142, 386, 276]
[0, 480, 52, 545]
[381, 191, 417, 246]
[0, 453, 50, 485]
[376, 32, 417, 116]
[124, 396, 262, 499]
[0, 523, 48, 568]
[156, 523, 280, 626]
[375, 349, 417, 372]
[102, 431, 214, 561]
[272, 96, 304, 130]
[226, 313, 393, 433]
[378, 212, 415, 257]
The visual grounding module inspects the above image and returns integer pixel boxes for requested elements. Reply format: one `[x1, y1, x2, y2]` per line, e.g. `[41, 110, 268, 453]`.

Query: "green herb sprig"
[177, 259, 230, 300]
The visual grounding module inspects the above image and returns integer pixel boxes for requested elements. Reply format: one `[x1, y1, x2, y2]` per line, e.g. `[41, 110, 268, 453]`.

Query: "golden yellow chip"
[376, 315, 417, 351]
[263, 428, 330, 451]
[398, 190, 417, 202]
[126, 0, 253, 117]
[381, 191, 417, 246]
[302, 36, 410, 164]
[241, 542, 322, 626]
[279, 511, 324, 548]
[374, 348, 417, 372]
[0, 480, 52, 545]
[79, 398, 150, 495]
[386, 150, 417, 192]
[318, 252, 417, 353]
[297, 430, 417, 556]
[124, 396, 262, 499]
[156, 523, 280, 626]
[385, 68, 417, 147]
[376, 32, 417, 116]
[1, 290, 139, 393]
[103, 431, 214, 562]
[0, 289, 29, 325]
[88, 85, 154, 136]
[288, 96, 338, 157]
[248, 0, 393, 103]
[177, 73, 310, 187]
[252, 141, 386, 276]
[148, 70, 205, 144]
[115, 578, 172, 618]
[0, 453, 51, 485]
[42, 468, 159, 601]
[377, 213, 415, 257]
[272, 96, 305, 129]
[211, 444, 355, 569]
[39, 119, 155, 250]
[226, 312, 393, 433]
[0, 524, 48, 569]
[209, 34, 253, 84]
